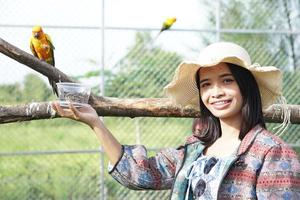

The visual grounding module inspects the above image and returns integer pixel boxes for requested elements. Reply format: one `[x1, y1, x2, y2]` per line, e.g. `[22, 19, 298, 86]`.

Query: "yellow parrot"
[30, 25, 58, 96]
[156, 17, 177, 39]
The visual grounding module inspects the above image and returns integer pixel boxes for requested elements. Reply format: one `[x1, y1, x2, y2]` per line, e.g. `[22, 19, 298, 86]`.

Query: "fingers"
[51, 101, 79, 120]
[51, 102, 61, 114]
[69, 103, 80, 120]
[52, 102, 65, 116]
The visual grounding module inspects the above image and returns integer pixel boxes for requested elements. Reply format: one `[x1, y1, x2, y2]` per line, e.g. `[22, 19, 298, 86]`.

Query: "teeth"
[213, 101, 228, 105]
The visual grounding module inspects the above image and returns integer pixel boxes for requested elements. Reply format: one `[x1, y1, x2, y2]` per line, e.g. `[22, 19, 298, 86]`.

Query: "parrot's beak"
[33, 32, 40, 38]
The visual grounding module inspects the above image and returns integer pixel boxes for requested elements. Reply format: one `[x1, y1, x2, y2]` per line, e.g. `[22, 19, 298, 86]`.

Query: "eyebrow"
[199, 73, 233, 84]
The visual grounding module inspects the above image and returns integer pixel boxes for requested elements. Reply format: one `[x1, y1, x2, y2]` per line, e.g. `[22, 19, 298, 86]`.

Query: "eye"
[200, 82, 210, 88]
[223, 78, 234, 84]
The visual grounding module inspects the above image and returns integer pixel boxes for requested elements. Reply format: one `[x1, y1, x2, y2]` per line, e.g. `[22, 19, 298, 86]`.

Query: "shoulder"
[257, 128, 293, 149]
[255, 128, 299, 160]
[241, 126, 298, 159]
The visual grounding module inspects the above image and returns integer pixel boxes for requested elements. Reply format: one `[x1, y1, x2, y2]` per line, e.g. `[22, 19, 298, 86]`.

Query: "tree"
[23, 74, 53, 102]
[0, 74, 53, 104]
[105, 32, 183, 98]
[202, 0, 300, 71]
[0, 83, 22, 104]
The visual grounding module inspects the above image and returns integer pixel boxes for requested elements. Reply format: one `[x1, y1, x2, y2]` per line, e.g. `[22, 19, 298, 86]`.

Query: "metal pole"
[215, 0, 221, 41]
[99, 148, 105, 200]
[99, 1, 106, 200]
[101, 0, 105, 96]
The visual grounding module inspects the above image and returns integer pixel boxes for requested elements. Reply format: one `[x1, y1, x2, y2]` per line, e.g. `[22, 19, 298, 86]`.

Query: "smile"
[211, 100, 231, 105]
[210, 100, 232, 109]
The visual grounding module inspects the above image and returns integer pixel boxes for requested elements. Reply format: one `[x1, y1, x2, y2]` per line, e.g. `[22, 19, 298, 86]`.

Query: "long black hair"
[195, 63, 266, 146]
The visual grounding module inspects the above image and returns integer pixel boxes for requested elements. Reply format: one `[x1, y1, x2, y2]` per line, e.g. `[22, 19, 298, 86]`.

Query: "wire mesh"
[1, 0, 300, 199]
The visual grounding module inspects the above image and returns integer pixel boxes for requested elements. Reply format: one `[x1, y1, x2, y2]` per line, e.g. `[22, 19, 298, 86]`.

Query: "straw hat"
[164, 42, 282, 111]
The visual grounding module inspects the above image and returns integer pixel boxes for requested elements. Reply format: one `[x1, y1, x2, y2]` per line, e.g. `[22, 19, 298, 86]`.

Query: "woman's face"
[198, 63, 243, 121]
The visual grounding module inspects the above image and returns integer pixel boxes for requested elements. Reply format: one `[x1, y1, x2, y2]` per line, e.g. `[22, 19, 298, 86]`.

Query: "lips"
[210, 99, 232, 110]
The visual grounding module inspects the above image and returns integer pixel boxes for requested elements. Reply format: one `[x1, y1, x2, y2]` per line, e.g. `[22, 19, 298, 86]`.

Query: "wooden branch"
[1, 100, 300, 124]
[0, 98, 199, 124]
[1, 37, 300, 125]
[0, 102, 54, 123]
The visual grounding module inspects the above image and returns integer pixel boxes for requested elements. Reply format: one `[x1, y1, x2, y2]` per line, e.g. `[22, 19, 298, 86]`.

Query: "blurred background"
[1, 0, 300, 199]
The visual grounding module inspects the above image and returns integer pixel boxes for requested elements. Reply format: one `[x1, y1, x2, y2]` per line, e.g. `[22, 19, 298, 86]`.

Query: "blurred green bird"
[155, 17, 177, 39]
[160, 17, 177, 33]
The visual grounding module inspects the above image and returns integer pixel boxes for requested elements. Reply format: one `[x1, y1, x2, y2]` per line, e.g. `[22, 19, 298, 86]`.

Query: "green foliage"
[68, 32, 183, 99]
[202, 0, 297, 71]
[71, 69, 113, 80]
[283, 71, 300, 104]
[0, 74, 53, 105]
[105, 32, 182, 98]
[0, 83, 22, 104]
[0, 118, 190, 199]
[23, 74, 53, 102]
[0, 151, 102, 199]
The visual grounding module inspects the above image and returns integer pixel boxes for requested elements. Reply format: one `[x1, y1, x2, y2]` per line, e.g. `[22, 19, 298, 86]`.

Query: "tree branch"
[0, 98, 200, 124]
[1, 101, 300, 124]
[1, 37, 300, 124]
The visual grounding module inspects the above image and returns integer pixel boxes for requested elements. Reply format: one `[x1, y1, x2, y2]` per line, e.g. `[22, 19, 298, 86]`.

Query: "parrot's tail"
[46, 60, 57, 96]
[154, 31, 163, 41]
[49, 78, 58, 97]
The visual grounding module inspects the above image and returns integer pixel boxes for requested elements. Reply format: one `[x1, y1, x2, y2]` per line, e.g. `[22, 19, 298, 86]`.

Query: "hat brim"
[164, 59, 282, 111]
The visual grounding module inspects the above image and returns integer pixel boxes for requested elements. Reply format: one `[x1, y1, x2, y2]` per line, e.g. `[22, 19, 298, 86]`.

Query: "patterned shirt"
[185, 155, 232, 199]
[109, 125, 300, 199]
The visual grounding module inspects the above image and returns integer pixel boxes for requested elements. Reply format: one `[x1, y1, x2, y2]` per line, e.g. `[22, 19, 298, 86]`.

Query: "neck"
[219, 114, 242, 140]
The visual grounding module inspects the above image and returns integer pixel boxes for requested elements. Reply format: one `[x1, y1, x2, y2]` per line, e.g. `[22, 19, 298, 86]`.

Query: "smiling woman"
[53, 42, 300, 199]
[198, 63, 243, 123]
[195, 62, 265, 148]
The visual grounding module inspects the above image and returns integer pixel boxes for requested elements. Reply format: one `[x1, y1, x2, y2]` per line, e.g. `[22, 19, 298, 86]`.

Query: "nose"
[211, 84, 224, 98]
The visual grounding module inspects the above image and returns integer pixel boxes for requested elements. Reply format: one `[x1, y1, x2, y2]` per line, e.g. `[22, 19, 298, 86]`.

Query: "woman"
[52, 42, 300, 199]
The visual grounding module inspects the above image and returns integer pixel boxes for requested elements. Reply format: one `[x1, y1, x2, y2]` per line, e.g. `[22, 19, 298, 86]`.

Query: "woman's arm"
[52, 102, 122, 165]
[52, 102, 184, 190]
[109, 145, 184, 190]
[91, 119, 122, 165]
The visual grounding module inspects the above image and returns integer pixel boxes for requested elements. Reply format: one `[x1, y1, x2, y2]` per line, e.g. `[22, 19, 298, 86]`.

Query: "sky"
[0, 0, 215, 86]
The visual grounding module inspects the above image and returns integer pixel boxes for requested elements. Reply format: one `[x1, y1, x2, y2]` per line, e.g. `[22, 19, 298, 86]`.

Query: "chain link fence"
[1, 0, 300, 199]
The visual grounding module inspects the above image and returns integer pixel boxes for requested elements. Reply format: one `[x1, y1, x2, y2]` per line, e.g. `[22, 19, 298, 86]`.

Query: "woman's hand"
[51, 101, 100, 128]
